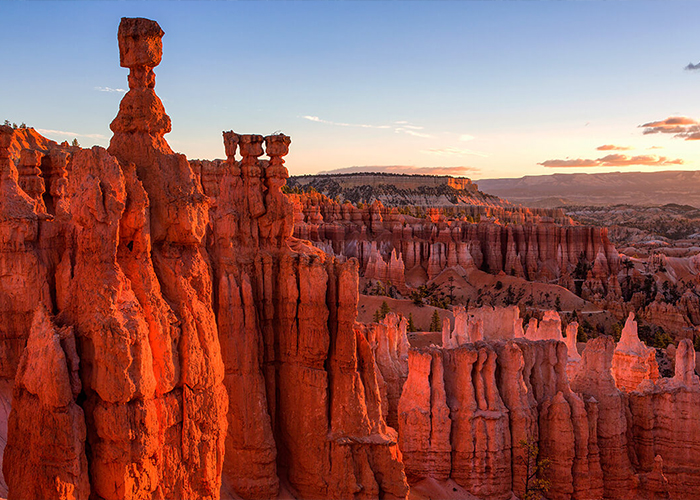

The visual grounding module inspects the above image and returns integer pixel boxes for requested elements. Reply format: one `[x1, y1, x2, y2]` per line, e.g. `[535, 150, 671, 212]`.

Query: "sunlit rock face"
[0, 17, 409, 500]
[3, 15, 700, 500]
[397, 333, 700, 500]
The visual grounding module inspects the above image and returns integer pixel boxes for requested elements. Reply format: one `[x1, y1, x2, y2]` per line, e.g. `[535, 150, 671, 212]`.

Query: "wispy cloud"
[639, 116, 700, 140]
[318, 165, 480, 176]
[302, 115, 391, 129]
[686, 62, 700, 71]
[302, 115, 442, 138]
[421, 147, 488, 158]
[395, 127, 432, 138]
[459, 134, 475, 142]
[596, 144, 631, 151]
[94, 86, 127, 93]
[36, 128, 107, 140]
[539, 154, 684, 168]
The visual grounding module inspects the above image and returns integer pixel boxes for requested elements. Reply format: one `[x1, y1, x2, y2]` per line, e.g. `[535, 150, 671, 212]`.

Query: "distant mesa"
[288, 172, 500, 208]
[478, 169, 700, 208]
[318, 165, 479, 176]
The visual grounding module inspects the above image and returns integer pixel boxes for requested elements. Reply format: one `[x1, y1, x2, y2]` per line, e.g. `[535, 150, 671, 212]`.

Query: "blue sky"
[2, 1, 700, 179]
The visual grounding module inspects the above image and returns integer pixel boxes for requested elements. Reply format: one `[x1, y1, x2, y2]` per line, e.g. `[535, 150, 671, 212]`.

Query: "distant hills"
[477, 170, 700, 208]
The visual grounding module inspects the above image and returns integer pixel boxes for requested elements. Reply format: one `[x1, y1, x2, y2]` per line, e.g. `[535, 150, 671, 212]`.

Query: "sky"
[2, 0, 700, 180]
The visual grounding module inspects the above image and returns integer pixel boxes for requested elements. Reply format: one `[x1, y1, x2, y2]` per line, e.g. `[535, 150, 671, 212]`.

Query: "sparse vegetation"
[407, 313, 417, 332]
[519, 439, 551, 500]
[429, 310, 442, 332]
[577, 323, 588, 343]
[410, 283, 450, 308]
[373, 301, 391, 322]
[638, 323, 673, 349]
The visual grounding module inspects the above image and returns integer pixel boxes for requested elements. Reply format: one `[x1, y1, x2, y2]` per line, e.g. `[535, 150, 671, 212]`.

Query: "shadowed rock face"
[289, 193, 622, 301]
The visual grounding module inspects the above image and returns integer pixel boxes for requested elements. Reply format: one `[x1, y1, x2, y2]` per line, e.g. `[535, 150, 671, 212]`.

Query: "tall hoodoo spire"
[110, 17, 171, 140]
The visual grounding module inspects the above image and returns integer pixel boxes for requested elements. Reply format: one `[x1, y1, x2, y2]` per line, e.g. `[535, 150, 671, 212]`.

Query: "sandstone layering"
[291, 193, 622, 302]
[2, 16, 700, 500]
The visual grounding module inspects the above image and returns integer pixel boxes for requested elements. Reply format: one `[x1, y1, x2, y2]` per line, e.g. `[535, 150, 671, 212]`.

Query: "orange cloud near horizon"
[596, 144, 631, 151]
[640, 116, 700, 140]
[539, 154, 684, 168]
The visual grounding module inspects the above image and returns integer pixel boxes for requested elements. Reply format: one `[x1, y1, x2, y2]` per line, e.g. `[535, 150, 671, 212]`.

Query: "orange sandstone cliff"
[0, 17, 407, 500]
[291, 193, 621, 301]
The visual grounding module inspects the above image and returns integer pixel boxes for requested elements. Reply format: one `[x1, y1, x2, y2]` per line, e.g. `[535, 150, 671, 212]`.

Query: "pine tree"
[407, 313, 417, 333]
[379, 301, 390, 320]
[429, 310, 441, 332]
[71, 138, 80, 147]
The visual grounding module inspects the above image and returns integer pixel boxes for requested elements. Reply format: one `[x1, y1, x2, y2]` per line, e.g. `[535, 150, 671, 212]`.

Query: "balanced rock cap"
[118, 17, 165, 69]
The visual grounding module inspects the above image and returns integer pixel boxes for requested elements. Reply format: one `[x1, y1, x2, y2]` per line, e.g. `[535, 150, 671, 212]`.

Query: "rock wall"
[397, 331, 700, 499]
[628, 340, 700, 500]
[291, 194, 620, 298]
[398, 339, 606, 500]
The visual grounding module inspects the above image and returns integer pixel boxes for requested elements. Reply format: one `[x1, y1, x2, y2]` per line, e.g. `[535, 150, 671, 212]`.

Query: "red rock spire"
[110, 17, 171, 140]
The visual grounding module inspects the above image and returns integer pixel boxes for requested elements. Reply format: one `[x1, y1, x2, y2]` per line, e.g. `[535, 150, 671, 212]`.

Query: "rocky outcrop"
[397, 349, 451, 482]
[208, 131, 408, 500]
[398, 338, 609, 500]
[525, 310, 564, 341]
[641, 299, 696, 339]
[443, 305, 521, 348]
[395, 313, 700, 500]
[564, 321, 582, 379]
[362, 313, 409, 429]
[571, 336, 639, 498]
[399, 343, 510, 499]
[628, 340, 700, 500]
[612, 313, 660, 392]
[0, 124, 51, 381]
[3, 307, 89, 500]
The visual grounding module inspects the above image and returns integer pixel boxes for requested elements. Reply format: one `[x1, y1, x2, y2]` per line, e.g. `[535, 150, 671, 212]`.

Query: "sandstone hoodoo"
[0, 16, 410, 500]
[2, 15, 700, 500]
